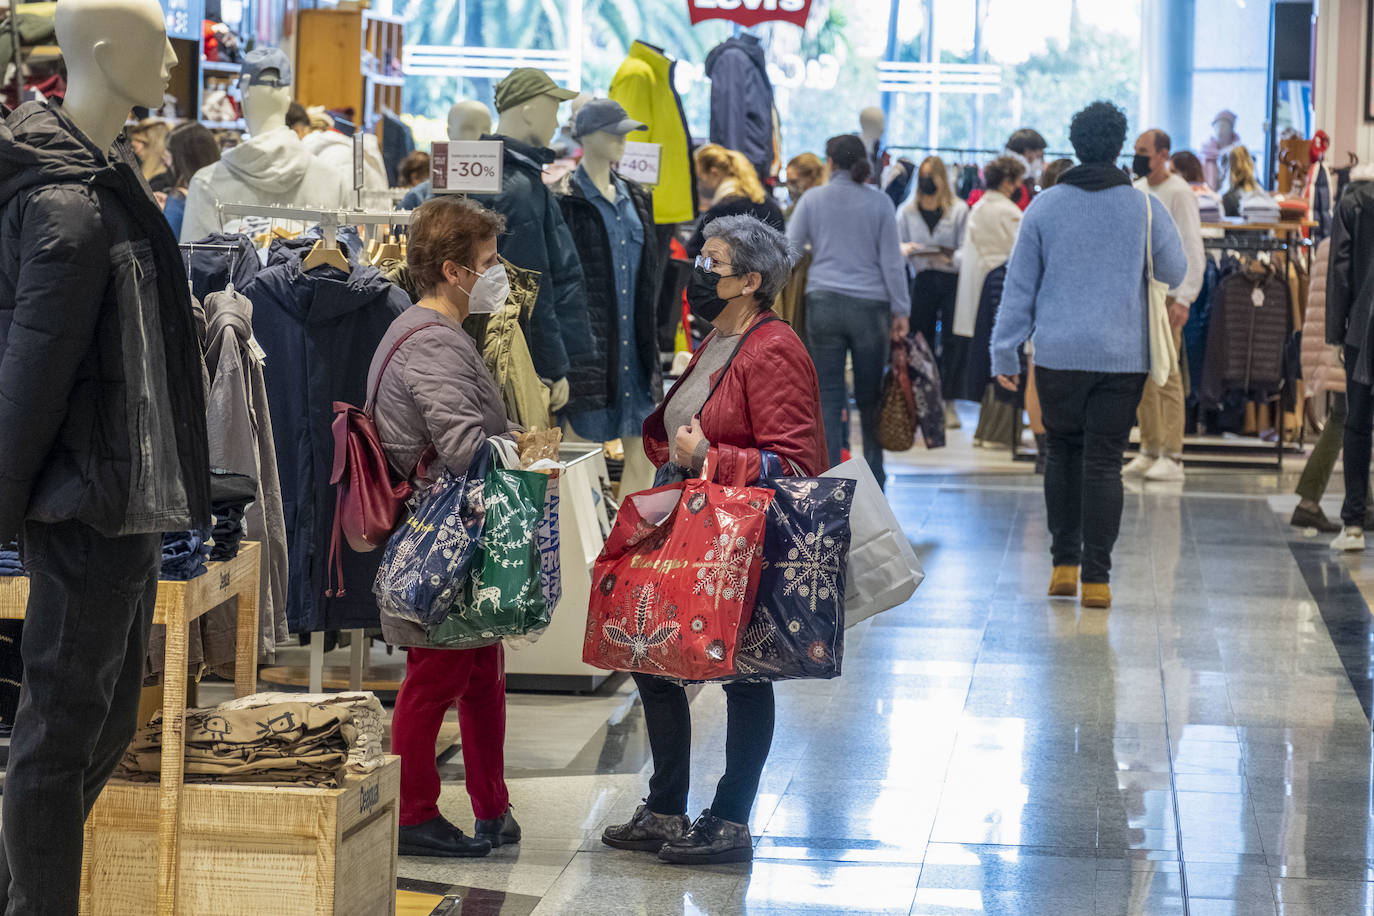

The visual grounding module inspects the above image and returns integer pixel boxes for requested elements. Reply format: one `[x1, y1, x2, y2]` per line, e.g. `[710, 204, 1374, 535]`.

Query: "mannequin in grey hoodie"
[180, 61, 349, 242]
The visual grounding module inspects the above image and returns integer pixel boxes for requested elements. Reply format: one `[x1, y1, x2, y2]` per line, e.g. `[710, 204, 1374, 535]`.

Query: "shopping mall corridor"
[396, 466, 1374, 916]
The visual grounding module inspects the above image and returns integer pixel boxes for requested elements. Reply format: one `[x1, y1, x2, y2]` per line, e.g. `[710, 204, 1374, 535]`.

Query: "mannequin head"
[1213, 110, 1237, 146]
[859, 106, 885, 142]
[496, 94, 562, 148]
[582, 131, 627, 168]
[55, 0, 177, 148]
[447, 100, 492, 142]
[493, 68, 578, 148]
[242, 83, 291, 136]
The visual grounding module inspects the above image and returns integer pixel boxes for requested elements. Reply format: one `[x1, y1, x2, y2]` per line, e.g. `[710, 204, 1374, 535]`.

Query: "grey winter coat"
[367, 305, 512, 485]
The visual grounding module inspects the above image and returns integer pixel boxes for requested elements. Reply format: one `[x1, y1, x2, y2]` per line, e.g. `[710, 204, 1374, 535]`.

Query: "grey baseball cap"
[241, 47, 292, 88]
[574, 98, 645, 140]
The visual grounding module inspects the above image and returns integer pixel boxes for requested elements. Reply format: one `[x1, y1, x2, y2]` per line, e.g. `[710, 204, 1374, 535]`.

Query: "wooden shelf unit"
[296, 9, 404, 129]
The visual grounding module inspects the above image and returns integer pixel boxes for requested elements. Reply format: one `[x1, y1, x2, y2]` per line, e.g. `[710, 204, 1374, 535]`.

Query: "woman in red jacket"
[601, 214, 827, 865]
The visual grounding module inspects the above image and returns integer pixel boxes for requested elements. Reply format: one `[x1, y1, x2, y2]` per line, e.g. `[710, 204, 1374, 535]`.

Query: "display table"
[0, 542, 262, 916]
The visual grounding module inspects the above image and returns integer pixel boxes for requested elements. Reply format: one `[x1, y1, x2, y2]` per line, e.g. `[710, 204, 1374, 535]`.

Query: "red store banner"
[687, 0, 812, 29]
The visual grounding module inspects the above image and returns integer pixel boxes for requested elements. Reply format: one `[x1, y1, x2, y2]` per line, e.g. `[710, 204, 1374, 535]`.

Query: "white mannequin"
[448, 100, 492, 142]
[243, 81, 290, 136]
[179, 54, 351, 241]
[579, 130, 626, 203]
[497, 94, 562, 148]
[859, 106, 885, 153]
[56, 0, 178, 151]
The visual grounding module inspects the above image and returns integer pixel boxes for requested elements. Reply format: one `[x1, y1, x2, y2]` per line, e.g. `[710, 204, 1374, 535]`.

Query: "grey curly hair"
[702, 214, 796, 305]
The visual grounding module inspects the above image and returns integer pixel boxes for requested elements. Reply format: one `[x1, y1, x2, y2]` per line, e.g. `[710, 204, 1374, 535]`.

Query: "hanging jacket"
[643, 312, 828, 485]
[301, 130, 389, 193]
[469, 133, 592, 383]
[203, 289, 289, 661]
[180, 126, 352, 243]
[1302, 238, 1341, 397]
[474, 260, 553, 431]
[241, 259, 408, 634]
[953, 190, 1021, 338]
[555, 168, 664, 415]
[955, 264, 1007, 404]
[185, 231, 261, 303]
[0, 101, 211, 544]
[1327, 166, 1374, 384]
[609, 41, 697, 225]
[1201, 264, 1292, 406]
[705, 35, 775, 176]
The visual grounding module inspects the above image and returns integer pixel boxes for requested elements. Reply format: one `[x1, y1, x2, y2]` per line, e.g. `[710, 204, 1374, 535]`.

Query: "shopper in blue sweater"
[990, 100, 1186, 609]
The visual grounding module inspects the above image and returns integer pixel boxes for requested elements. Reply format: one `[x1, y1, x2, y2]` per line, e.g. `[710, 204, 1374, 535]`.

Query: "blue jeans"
[805, 290, 890, 489]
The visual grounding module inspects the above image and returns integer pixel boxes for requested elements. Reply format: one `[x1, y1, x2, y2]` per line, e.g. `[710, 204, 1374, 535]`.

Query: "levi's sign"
[688, 0, 811, 28]
[616, 142, 661, 186]
[431, 140, 504, 195]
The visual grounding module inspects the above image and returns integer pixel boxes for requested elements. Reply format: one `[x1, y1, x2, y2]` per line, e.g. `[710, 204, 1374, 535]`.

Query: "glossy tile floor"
[388, 438, 1374, 915]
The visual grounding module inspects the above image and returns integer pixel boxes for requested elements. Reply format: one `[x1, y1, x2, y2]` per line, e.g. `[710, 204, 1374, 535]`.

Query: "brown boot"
[1081, 583, 1111, 609]
[1048, 566, 1078, 597]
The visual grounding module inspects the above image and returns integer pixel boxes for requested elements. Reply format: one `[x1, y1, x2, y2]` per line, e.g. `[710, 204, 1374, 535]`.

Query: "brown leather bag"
[326, 323, 442, 596]
[878, 339, 917, 452]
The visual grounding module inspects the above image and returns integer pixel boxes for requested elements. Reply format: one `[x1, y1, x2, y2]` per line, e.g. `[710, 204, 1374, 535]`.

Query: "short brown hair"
[399, 151, 431, 188]
[407, 197, 506, 294]
[1171, 150, 1204, 184]
[984, 155, 1026, 192]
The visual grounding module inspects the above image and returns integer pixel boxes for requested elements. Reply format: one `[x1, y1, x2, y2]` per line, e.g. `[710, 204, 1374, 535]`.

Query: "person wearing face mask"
[602, 214, 826, 866]
[898, 156, 969, 427]
[968, 128, 1046, 211]
[368, 196, 519, 860]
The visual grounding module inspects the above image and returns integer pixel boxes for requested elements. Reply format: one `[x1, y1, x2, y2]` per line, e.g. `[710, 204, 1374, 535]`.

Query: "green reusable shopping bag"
[427, 467, 548, 648]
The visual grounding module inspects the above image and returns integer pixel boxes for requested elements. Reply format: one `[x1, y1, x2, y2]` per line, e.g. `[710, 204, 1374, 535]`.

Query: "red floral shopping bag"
[583, 469, 773, 680]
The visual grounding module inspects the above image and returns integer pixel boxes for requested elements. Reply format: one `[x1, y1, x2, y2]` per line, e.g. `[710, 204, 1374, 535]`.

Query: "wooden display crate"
[79, 757, 401, 916]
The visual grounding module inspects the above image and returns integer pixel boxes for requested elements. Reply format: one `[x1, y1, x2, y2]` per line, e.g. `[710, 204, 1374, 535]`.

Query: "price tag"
[616, 141, 661, 186]
[352, 133, 365, 191]
[431, 140, 504, 195]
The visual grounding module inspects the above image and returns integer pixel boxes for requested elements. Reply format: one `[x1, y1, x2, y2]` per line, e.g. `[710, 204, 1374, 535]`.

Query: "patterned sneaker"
[658, 810, 753, 865]
[601, 804, 691, 852]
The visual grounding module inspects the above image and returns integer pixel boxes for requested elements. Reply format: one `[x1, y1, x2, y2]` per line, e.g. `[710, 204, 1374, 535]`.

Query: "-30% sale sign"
[431, 140, 504, 194]
[616, 142, 661, 186]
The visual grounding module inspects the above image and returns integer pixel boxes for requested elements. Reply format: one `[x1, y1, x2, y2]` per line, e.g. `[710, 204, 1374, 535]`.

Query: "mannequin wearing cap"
[554, 99, 663, 495]
[467, 67, 592, 414]
[1201, 110, 1241, 191]
[179, 47, 351, 242]
[0, 0, 211, 908]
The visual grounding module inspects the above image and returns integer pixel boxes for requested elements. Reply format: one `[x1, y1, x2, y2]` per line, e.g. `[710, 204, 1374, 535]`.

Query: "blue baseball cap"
[574, 99, 645, 140]
[241, 47, 292, 89]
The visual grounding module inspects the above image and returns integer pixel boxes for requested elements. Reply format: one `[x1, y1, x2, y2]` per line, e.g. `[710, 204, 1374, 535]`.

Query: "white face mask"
[460, 262, 510, 315]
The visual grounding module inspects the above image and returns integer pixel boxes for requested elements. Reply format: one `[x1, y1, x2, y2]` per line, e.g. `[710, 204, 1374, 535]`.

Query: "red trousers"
[393, 643, 509, 826]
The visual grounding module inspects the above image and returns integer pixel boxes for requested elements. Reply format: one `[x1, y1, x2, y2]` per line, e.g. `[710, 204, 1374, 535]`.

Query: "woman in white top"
[898, 156, 968, 402]
[952, 156, 1025, 444]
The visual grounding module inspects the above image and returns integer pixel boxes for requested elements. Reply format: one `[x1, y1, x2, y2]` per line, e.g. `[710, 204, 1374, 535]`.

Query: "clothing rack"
[215, 203, 412, 248]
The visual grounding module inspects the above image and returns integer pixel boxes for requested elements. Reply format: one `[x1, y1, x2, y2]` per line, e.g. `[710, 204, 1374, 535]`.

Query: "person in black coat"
[687, 143, 785, 259]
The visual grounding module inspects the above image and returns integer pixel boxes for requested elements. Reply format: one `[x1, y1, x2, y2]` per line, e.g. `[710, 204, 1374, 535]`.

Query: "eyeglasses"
[694, 255, 733, 274]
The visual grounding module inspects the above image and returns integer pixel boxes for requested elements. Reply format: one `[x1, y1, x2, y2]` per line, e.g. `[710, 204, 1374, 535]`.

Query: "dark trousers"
[393, 644, 508, 826]
[1344, 348, 1374, 526]
[909, 269, 962, 400]
[806, 290, 891, 488]
[0, 520, 159, 916]
[1036, 367, 1147, 584]
[631, 673, 775, 825]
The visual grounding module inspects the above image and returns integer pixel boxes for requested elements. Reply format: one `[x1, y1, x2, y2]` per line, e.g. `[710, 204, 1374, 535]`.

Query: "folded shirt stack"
[217, 690, 386, 774]
[161, 529, 211, 581]
[117, 700, 356, 788]
[0, 542, 22, 577]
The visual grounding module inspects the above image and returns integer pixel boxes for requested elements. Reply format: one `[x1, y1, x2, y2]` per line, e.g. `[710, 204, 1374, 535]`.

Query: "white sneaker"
[1332, 527, 1366, 551]
[1122, 454, 1156, 478]
[1144, 456, 1185, 482]
[944, 403, 962, 430]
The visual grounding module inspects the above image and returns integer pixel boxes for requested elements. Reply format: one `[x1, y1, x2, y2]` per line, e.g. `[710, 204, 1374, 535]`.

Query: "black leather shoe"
[602, 803, 691, 852]
[399, 815, 492, 858]
[657, 810, 753, 865]
[1292, 504, 1341, 533]
[475, 806, 521, 848]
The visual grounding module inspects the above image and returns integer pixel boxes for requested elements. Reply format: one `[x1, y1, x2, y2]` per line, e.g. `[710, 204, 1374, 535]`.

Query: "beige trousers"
[1137, 328, 1184, 457]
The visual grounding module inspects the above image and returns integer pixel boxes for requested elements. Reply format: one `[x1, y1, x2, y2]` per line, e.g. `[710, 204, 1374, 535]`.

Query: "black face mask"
[686, 266, 734, 322]
[917, 176, 938, 195]
[1132, 154, 1152, 178]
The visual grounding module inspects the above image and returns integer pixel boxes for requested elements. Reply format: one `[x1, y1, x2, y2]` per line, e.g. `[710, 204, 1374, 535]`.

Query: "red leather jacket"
[643, 312, 828, 484]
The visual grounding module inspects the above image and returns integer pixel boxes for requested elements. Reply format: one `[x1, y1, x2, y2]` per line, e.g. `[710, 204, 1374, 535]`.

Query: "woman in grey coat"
[370, 196, 519, 860]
